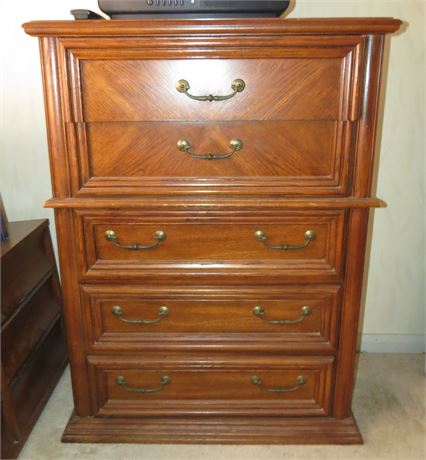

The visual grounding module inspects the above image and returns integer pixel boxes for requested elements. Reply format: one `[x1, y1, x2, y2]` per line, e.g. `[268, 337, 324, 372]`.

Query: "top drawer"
[69, 39, 363, 123]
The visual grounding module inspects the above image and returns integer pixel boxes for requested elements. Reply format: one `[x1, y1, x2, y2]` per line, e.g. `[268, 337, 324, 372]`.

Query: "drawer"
[88, 356, 334, 417]
[75, 52, 360, 123]
[82, 285, 341, 353]
[1, 222, 54, 324]
[78, 210, 345, 283]
[2, 274, 62, 383]
[10, 318, 68, 434]
[74, 120, 352, 197]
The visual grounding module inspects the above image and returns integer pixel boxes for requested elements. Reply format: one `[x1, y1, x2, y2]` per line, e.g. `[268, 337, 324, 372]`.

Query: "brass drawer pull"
[251, 375, 307, 393]
[104, 229, 166, 250]
[254, 229, 316, 250]
[253, 305, 312, 325]
[177, 138, 243, 160]
[176, 78, 245, 102]
[115, 375, 171, 393]
[112, 305, 169, 324]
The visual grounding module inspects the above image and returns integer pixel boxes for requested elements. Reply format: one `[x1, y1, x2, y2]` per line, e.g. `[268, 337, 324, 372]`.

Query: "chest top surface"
[23, 17, 402, 37]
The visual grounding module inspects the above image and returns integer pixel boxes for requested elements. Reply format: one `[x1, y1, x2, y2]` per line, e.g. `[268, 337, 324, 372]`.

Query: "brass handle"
[115, 375, 171, 393]
[177, 138, 243, 160]
[104, 229, 166, 250]
[112, 305, 169, 324]
[253, 305, 312, 325]
[254, 229, 316, 250]
[176, 78, 245, 102]
[251, 375, 307, 393]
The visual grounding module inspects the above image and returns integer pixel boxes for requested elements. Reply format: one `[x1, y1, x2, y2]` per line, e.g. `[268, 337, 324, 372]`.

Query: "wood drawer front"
[88, 356, 334, 417]
[75, 120, 352, 197]
[1, 224, 53, 324]
[82, 285, 341, 353]
[79, 210, 345, 283]
[10, 318, 68, 435]
[2, 275, 62, 383]
[76, 51, 360, 122]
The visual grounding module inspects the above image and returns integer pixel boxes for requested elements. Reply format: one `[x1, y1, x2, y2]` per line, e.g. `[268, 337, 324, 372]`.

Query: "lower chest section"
[69, 206, 351, 421]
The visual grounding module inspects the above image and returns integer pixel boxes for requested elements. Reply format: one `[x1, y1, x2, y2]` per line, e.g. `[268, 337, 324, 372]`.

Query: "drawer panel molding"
[81, 285, 341, 353]
[73, 51, 361, 122]
[71, 120, 353, 197]
[77, 210, 345, 283]
[88, 355, 334, 417]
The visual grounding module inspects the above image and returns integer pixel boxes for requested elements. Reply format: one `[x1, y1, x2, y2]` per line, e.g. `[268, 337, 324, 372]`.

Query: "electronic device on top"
[96, 0, 291, 18]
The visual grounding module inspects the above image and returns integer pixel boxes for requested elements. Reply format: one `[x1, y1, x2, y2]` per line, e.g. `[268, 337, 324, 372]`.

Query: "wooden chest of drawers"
[1, 220, 68, 459]
[23, 17, 401, 444]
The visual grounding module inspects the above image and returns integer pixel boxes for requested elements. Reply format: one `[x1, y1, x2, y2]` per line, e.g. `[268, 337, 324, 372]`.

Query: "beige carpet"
[19, 354, 425, 460]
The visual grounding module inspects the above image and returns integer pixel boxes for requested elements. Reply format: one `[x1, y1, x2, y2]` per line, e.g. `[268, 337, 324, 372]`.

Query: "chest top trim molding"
[23, 18, 402, 37]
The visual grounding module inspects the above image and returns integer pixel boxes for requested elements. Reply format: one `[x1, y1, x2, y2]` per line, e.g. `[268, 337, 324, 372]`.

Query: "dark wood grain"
[10, 319, 67, 433]
[1, 366, 22, 459]
[0, 220, 47, 257]
[1, 220, 53, 324]
[2, 275, 62, 382]
[1, 220, 67, 459]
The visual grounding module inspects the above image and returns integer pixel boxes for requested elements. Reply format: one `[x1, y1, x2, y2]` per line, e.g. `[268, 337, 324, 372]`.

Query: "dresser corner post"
[352, 33, 387, 198]
[54, 207, 92, 416]
[38, 36, 72, 199]
[332, 207, 370, 419]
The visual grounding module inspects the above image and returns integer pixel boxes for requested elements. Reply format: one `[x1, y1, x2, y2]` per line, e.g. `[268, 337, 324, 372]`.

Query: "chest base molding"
[62, 412, 362, 445]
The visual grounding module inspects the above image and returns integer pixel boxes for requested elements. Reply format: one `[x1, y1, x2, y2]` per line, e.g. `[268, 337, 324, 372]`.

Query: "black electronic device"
[97, 0, 291, 19]
[71, 9, 105, 19]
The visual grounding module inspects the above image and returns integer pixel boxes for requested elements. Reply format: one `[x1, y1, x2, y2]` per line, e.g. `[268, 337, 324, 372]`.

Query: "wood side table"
[1, 219, 68, 459]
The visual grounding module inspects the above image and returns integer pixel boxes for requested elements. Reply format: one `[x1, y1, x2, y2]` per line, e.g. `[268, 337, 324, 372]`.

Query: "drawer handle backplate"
[115, 375, 171, 393]
[112, 305, 169, 324]
[176, 78, 245, 102]
[254, 229, 316, 250]
[253, 305, 312, 325]
[177, 138, 243, 160]
[104, 229, 166, 250]
[251, 375, 307, 393]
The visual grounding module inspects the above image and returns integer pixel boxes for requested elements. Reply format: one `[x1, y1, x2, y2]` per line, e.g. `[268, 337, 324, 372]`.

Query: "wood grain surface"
[1, 221, 53, 323]
[22, 17, 402, 37]
[24, 17, 401, 444]
[78, 120, 351, 197]
[81, 284, 341, 353]
[61, 412, 363, 444]
[77, 210, 345, 283]
[80, 58, 345, 122]
[2, 275, 61, 383]
[88, 355, 333, 417]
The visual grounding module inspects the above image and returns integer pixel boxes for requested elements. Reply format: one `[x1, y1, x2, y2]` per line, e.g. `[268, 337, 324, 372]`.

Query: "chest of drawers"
[24, 17, 401, 444]
[1, 220, 68, 458]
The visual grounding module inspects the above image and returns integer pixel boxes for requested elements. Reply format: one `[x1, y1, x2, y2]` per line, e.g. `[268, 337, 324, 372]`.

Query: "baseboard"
[360, 334, 425, 353]
[62, 412, 363, 445]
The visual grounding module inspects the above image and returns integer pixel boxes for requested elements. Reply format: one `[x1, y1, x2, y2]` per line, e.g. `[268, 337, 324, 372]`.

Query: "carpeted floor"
[19, 353, 425, 460]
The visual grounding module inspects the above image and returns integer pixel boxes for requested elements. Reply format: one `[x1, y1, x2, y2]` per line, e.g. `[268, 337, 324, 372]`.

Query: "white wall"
[1, 0, 424, 351]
